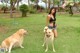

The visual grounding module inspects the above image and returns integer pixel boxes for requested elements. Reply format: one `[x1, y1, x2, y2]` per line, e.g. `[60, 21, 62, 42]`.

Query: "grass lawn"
[0, 13, 80, 53]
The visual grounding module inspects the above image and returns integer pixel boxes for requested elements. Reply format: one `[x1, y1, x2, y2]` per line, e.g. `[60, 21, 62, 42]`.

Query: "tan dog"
[42, 26, 56, 52]
[0, 29, 27, 53]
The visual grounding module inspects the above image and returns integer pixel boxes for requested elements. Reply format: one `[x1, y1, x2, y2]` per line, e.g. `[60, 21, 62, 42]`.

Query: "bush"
[33, 5, 45, 12]
[58, 7, 65, 12]
[28, 6, 37, 14]
[19, 4, 28, 17]
[39, 6, 45, 10]
[65, 4, 73, 16]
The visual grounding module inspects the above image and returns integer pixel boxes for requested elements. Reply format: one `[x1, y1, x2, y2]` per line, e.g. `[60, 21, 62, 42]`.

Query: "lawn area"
[0, 13, 80, 53]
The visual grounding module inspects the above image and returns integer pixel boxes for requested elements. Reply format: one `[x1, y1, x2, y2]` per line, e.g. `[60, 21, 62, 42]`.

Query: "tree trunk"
[57, 1, 60, 12]
[69, 6, 73, 16]
[45, 0, 47, 8]
[44, 0, 48, 12]
[17, 0, 19, 10]
[48, 0, 50, 10]
[36, 0, 38, 10]
[22, 12, 27, 17]
[28, 0, 30, 6]
[10, 0, 13, 18]
[53, 0, 54, 6]
[4, 9, 6, 13]
[6, 1, 7, 7]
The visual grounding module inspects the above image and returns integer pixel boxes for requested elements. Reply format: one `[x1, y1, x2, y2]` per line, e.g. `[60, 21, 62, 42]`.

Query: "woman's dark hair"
[49, 7, 56, 25]
[49, 7, 56, 21]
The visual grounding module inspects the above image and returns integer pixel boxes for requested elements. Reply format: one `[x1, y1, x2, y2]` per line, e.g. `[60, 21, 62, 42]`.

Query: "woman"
[46, 7, 58, 38]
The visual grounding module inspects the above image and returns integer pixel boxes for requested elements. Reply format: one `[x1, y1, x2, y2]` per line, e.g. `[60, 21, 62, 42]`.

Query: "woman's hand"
[55, 24, 57, 26]
[49, 23, 53, 27]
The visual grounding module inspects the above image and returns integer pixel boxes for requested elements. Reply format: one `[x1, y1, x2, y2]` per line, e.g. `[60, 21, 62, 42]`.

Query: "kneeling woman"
[46, 7, 58, 38]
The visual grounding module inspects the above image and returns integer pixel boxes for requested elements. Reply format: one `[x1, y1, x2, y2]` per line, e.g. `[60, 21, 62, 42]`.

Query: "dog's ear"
[44, 29, 47, 33]
[43, 28, 45, 33]
[17, 29, 27, 36]
[43, 26, 48, 33]
[43, 29, 45, 33]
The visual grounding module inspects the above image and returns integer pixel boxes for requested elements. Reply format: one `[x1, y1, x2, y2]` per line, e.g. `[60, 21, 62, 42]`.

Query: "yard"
[0, 13, 80, 53]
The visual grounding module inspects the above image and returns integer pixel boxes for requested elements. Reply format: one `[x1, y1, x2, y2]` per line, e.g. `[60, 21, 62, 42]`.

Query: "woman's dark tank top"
[49, 17, 56, 27]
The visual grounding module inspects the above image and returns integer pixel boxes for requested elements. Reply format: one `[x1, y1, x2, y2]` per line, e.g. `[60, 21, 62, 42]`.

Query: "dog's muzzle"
[46, 35, 51, 38]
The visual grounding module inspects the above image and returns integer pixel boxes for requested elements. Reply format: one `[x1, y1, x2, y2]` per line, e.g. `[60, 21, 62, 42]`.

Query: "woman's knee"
[54, 33, 57, 38]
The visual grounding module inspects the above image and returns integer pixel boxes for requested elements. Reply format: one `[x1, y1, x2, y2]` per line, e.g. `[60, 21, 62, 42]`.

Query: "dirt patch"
[0, 11, 22, 18]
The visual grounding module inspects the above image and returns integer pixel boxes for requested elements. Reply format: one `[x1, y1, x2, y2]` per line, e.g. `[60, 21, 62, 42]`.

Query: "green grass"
[0, 13, 80, 53]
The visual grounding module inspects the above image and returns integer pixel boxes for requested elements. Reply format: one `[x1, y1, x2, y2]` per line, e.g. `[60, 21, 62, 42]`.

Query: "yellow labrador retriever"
[0, 29, 27, 53]
[42, 26, 56, 52]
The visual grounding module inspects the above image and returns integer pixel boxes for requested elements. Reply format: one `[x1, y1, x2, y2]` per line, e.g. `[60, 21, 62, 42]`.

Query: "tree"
[45, 0, 47, 9]
[10, 0, 22, 18]
[16, 0, 22, 10]
[44, 0, 47, 12]
[43, 0, 51, 10]
[10, 0, 16, 18]
[28, 0, 30, 6]
[10, 0, 13, 18]
[1, 6, 8, 13]
[1, 0, 9, 7]
[16, 0, 19, 10]
[0, 0, 9, 13]
[53, 0, 54, 6]
[19, 4, 28, 17]
[66, 3, 73, 16]
[30, 0, 39, 10]
[43, 0, 50, 12]
[54, 0, 60, 11]
[30, 0, 35, 2]
[48, 0, 51, 10]
[35, 0, 39, 10]
[62, 0, 74, 15]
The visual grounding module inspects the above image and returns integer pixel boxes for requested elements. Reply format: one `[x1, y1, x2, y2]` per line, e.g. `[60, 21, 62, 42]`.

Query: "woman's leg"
[53, 29, 58, 38]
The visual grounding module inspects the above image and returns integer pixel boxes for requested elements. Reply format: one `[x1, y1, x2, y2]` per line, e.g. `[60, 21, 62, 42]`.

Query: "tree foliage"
[19, 4, 28, 17]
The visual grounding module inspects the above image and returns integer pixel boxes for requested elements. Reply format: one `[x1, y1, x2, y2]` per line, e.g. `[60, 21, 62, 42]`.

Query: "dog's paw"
[42, 44, 44, 47]
[21, 47, 24, 48]
[6, 49, 8, 52]
[8, 51, 11, 53]
[20, 46, 24, 48]
[53, 49, 56, 52]
[45, 49, 48, 52]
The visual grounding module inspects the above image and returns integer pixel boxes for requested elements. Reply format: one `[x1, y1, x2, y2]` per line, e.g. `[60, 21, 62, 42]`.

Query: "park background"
[0, 0, 80, 53]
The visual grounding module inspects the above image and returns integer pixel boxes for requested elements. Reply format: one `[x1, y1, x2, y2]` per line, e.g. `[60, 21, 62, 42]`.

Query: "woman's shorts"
[48, 25, 56, 30]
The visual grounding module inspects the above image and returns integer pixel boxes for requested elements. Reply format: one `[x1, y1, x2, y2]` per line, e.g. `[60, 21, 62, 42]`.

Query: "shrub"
[19, 4, 28, 17]
[28, 6, 37, 14]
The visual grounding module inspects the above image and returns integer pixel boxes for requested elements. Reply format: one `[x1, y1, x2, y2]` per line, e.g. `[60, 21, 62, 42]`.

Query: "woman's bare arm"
[46, 15, 50, 26]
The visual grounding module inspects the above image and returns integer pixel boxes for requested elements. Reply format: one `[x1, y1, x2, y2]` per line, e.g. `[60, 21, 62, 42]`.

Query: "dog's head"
[17, 29, 28, 36]
[45, 29, 53, 37]
[44, 26, 48, 33]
